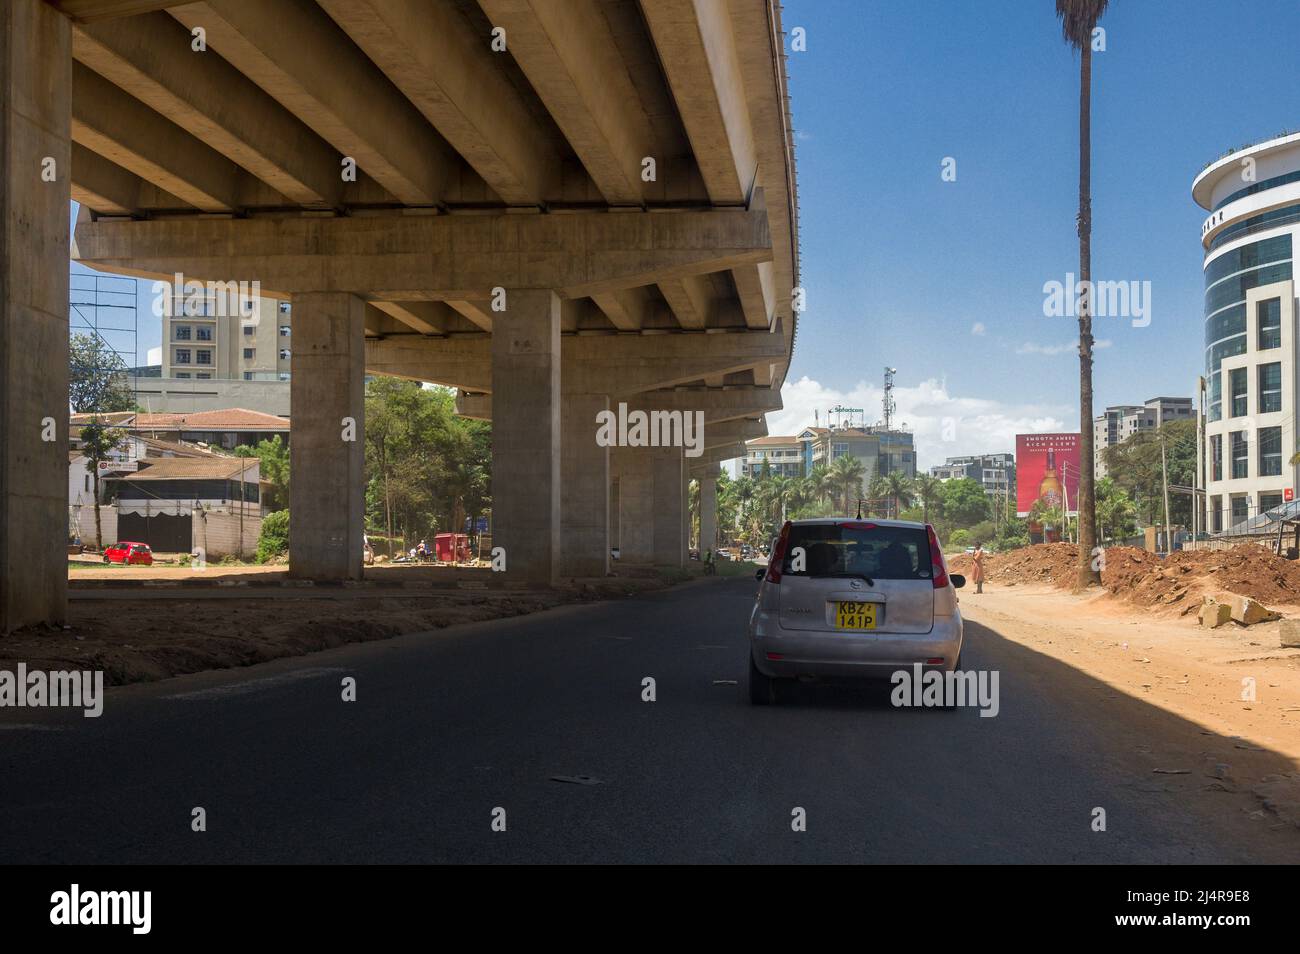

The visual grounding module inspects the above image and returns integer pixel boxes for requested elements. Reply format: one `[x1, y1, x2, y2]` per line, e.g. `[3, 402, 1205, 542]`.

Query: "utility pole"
[1160, 418, 1173, 554]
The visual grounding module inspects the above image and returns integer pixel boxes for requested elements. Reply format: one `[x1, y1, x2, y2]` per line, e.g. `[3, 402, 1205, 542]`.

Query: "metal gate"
[117, 511, 192, 554]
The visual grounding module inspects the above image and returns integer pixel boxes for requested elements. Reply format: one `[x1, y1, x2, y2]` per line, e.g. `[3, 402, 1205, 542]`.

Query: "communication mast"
[883, 367, 897, 431]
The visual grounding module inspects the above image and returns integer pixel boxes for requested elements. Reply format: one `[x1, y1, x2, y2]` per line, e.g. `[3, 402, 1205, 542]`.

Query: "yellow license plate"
[835, 601, 878, 630]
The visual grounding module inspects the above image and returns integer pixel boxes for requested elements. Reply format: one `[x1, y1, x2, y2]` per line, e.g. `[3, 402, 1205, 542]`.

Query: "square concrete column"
[289, 293, 365, 580]
[560, 391, 609, 578]
[699, 475, 718, 556]
[492, 290, 560, 584]
[611, 447, 652, 563]
[652, 446, 686, 567]
[1, 0, 70, 633]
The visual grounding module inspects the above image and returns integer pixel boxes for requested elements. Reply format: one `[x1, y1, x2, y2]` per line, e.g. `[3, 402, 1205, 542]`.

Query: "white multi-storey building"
[1093, 397, 1193, 479]
[1193, 132, 1300, 532]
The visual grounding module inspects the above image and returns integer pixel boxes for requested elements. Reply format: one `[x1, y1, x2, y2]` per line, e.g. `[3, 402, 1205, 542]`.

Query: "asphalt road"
[1, 577, 1291, 863]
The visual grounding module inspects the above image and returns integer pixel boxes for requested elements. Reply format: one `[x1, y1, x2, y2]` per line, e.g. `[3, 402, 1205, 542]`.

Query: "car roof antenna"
[856, 499, 863, 520]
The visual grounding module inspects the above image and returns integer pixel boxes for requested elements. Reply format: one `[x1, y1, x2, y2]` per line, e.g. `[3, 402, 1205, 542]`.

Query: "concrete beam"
[369, 301, 447, 336]
[73, 12, 344, 207]
[590, 285, 652, 331]
[639, 0, 757, 205]
[319, 0, 556, 206]
[446, 300, 493, 332]
[289, 292, 366, 580]
[658, 274, 711, 329]
[702, 418, 766, 448]
[732, 260, 774, 330]
[3, 0, 71, 632]
[71, 142, 152, 214]
[73, 208, 774, 300]
[458, 384, 781, 424]
[365, 322, 786, 395]
[48, 0, 181, 22]
[477, 0, 654, 206]
[71, 61, 242, 211]
[169, 0, 454, 206]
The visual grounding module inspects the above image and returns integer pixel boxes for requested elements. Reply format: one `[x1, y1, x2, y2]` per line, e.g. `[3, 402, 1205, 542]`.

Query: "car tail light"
[837, 521, 877, 531]
[765, 520, 793, 584]
[926, 524, 949, 589]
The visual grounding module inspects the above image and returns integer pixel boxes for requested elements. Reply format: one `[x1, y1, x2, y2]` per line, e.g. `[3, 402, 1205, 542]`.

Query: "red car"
[104, 541, 153, 566]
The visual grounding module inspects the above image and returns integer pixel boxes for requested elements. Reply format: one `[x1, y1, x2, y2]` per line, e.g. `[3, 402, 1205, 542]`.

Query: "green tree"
[913, 473, 943, 524]
[79, 417, 127, 550]
[256, 508, 290, 563]
[1056, 0, 1110, 589]
[940, 477, 991, 528]
[69, 333, 135, 413]
[1102, 419, 1195, 528]
[830, 454, 864, 514]
[883, 472, 915, 518]
[234, 435, 289, 512]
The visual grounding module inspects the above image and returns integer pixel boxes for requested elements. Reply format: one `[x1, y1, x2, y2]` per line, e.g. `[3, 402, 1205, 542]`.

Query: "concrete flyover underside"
[3, 0, 800, 630]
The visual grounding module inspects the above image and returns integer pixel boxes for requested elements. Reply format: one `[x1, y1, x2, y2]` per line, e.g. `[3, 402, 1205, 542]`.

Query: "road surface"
[1, 577, 1293, 863]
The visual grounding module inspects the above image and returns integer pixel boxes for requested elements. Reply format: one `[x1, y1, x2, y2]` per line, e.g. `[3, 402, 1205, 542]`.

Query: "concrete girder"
[72, 13, 346, 208]
[72, 208, 774, 301]
[732, 260, 774, 330]
[476, 0, 655, 206]
[168, 0, 455, 207]
[446, 299, 493, 332]
[367, 322, 787, 396]
[70, 142, 187, 214]
[318, 0, 556, 206]
[590, 285, 653, 332]
[639, 0, 757, 206]
[457, 384, 782, 425]
[368, 301, 448, 336]
[657, 273, 712, 330]
[71, 61, 244, 211]
[48, 0, 180, 22]
[701, 418, 766, 449]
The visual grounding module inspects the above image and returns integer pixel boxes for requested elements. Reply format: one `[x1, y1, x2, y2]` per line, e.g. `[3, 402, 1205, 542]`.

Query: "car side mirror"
[755, 568, 765, 581]
[950, 574, 965, 589]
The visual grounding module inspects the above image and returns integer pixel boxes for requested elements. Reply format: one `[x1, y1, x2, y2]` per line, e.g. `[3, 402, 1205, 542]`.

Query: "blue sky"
[769, 0, 1300, 465]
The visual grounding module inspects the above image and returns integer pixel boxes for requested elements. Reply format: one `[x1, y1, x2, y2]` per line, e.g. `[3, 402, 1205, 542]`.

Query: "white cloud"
[146, 346, 162, 365]
[970, 322, 986, 336]
[764, 375, 1070, 471]
[1015, 338, 1111, 356]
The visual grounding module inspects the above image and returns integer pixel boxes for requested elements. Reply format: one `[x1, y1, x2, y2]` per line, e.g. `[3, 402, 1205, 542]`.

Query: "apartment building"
[161, 289, 292, 387]
[930, 452, 1015, 496]
[1093, 397, 1194, 478]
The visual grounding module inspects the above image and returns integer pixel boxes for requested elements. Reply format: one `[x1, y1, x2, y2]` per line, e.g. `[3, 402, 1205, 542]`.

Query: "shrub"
[257, 509, 290, 563]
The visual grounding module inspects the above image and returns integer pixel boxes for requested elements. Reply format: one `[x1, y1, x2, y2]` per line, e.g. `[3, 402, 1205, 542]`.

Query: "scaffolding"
[69, 271, 140, 410]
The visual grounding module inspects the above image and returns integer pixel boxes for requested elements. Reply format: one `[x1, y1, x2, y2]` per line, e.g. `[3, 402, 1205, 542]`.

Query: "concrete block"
[1226, 593, 1280, 626]
[1279, 619, 1300, 649]
[1198, 599, 1232, 629]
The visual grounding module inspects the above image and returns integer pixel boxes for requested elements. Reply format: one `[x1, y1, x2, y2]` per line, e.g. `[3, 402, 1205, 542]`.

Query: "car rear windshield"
[782, 523, 932, 581]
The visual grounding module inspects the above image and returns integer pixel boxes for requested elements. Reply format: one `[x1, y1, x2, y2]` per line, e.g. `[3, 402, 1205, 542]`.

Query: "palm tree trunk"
[92, 471, 103, 551]
[1076, 41, 1101, 588]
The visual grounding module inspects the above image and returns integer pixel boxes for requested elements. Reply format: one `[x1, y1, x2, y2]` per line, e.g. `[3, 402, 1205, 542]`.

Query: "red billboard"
[1015, 432, 1080, 518]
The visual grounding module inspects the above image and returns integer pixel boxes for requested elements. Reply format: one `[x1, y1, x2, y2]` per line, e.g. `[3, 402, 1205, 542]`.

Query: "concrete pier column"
[652, 446, 686, 567]
[1, 0, 71, 633]
[560, 391, 609, 578]
[611, 447, 652, 563]
[492, 290, 560, 584]
[289, 293, 365, 580]
[699, 475, 718, 556]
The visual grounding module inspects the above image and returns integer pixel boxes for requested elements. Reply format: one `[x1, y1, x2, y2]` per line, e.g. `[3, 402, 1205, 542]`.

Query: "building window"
[1258, 298, 1281, 350]
[278, 301, 291, 315]
[279, 325, 291, 337]
[196, 372, 210, 379]
[1260, 492, 1284, 513]
[1230, 367, 1248, 417]
[1210, 495, 1222, 532]
[1231, 431, 1248, 479]
[243, 348, 255, 359]
[1259, 426, 1282, 476]
[1259, 362, 1282, 414]
[1210, 434, 1222, 482]
[278, 348, 291, 360]
[244, 372, 253, 381]
[175, 372, 190, 379]
[1231, 495, 1249, 521]
[243, 325, 254, 336]
[196, 326, 212, 341]
[175, 349, 191, 364]
[196, 350, 212, 365]
[174, 326, 191, 341]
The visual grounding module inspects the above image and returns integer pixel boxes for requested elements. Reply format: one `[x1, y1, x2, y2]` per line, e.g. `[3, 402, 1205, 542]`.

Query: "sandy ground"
[960, 583, 1300, 830]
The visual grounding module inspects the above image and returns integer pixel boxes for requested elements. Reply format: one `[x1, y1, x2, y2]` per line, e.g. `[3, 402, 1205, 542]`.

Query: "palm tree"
[830, 455, 865, 514]
[914, 474, 942, 524]
[883, 472, 915, 519]
[1057, 0, 1108, 589]
[867, 474, 890, 516]
[806, 462, 833, 506]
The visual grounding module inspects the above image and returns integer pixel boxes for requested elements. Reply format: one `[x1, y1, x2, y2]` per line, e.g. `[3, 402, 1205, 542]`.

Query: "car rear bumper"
[749, 610, 963, 679]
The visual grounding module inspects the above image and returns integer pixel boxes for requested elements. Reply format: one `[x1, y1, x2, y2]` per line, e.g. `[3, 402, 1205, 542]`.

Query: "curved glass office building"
[1193, 133, 1300, 532]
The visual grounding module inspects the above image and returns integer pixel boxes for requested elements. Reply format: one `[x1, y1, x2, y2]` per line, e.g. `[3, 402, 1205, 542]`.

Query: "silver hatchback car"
[747, 518, 965, 704]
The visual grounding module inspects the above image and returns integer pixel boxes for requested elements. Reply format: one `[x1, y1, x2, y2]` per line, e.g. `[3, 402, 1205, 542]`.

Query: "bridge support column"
[653, 447, 686, 567]
[560, 390, 609, 578]
[289, 293, 365, 580]
[699, 475, 718, 556]
[492, 290, 560, 584]
[1, 0, 70, 633]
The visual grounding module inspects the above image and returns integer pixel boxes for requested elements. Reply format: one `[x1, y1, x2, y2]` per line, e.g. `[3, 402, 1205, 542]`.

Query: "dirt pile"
[949, 542, 1300, 612]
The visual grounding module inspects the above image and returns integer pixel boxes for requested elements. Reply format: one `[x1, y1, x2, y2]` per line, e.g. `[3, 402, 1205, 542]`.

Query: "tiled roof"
[746, 435, 801, 446]
[133, 408, 289, 430]
[123, 458, 257, 481]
